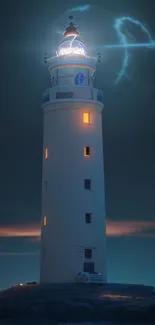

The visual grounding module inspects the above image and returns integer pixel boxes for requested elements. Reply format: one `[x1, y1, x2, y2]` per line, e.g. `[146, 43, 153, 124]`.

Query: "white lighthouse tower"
[40, 17, 107, 284]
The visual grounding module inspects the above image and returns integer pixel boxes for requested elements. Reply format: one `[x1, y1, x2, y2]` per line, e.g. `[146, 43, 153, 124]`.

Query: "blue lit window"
[75, 73, 84, 85]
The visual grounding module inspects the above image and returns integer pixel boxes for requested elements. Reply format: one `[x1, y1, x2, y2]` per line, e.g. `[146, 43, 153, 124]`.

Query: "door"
[83, 262, 94, 273]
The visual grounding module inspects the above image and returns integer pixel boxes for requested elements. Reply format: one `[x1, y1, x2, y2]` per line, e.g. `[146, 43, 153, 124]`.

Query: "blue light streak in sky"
[112, 17, 155, 84]
[105, 42, 155, 49]
[69, 5, 155, 84]
[69, 4, 91, 12]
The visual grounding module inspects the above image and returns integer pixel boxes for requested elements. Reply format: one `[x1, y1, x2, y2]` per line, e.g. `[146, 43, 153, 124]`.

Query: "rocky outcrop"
[0, 283, 155, 322]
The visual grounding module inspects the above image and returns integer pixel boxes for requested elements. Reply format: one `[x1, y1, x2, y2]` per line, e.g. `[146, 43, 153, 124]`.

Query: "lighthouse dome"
[57, 36, 88, 57]
[56, 18, 88, 57]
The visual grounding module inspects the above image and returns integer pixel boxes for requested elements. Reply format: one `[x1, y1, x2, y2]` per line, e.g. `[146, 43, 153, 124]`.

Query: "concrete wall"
[40, 99, 106, 283]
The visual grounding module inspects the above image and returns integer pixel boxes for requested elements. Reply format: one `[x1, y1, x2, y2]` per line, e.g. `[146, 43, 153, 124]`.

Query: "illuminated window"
[85, 248, 92, 259]
[43, 216, 47, 227]
[83, 112, 91, 124]
[84, 179, 91, 190]
[85, 213, 92, 223]
[84, 146, 90, 157]
[45, 148, 48, 159]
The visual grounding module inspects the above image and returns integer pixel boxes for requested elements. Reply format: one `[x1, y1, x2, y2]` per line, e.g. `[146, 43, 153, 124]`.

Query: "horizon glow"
[0, 220, 155, 239]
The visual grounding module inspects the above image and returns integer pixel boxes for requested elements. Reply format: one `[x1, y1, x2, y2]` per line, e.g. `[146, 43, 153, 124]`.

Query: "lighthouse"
[40, 17, 107, 284]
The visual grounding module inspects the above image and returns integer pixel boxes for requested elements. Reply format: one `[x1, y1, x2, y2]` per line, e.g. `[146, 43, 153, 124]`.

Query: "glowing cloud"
[0, 224, 40, 238]
[0, 221, 155, 240]
[106, 220, 155, 237]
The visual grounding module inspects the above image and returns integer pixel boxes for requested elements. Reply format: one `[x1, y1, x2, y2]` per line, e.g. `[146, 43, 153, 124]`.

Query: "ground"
[0, 283, 155, 324]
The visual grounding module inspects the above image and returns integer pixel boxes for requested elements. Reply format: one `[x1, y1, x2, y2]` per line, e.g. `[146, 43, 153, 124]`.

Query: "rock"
[0, 283, 155, 322]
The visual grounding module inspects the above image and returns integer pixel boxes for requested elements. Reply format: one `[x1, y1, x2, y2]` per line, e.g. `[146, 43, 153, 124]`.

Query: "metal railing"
[43, 87, 104, 104]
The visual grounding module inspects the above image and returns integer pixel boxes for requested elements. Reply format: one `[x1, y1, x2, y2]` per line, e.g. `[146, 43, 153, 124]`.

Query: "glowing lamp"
[58, 47, 86, 56]
[57, 37, 88, 57]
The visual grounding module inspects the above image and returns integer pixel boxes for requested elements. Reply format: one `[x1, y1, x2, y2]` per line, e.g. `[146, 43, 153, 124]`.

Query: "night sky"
[0, 0, 155, 289]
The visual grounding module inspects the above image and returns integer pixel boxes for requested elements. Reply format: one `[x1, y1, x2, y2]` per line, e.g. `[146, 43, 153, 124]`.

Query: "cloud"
[0, 224, 40, 238]
[0, 220, 155, 241]
[0, 251, 39, 256]
[106, 220, 155, 237]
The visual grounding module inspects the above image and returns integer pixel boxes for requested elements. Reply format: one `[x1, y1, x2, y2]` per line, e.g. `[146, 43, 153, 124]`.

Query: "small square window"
[43, 216, 47, 227]
[85, 213, 92, 223]
[85, 248, 92, 259]
[84, 179, 91, 190]
[45, 148, 48, 159]
[83, 112, 91, 124]
[84, 146, 90, 157]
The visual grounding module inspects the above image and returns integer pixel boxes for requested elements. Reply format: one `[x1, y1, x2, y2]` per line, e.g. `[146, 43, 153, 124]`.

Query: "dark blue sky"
[0, 0, 155, 289]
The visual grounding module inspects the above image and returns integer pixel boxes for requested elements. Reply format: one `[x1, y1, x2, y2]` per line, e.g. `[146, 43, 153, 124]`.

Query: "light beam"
[105, 42, 155, 49]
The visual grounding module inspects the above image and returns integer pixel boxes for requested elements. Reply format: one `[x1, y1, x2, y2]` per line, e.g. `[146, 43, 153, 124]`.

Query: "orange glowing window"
[43, 216, 47, 227]
[83, 112, 91, 124]
[84, 146, 90, 157]
[45, 148, 48, 159]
